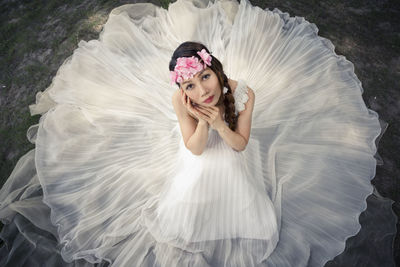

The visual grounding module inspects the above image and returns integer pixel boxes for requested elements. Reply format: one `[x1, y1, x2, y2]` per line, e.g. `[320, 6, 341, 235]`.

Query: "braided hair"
[169, 41, 238, 131]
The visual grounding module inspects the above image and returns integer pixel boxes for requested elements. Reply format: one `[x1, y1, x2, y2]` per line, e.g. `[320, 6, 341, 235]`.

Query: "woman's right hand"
[180, 89, 208, 125]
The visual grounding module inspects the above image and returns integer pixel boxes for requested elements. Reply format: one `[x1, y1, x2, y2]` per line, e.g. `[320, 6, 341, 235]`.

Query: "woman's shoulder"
[172, 88, 180, 103]
[229, 78, 253, 97]
[172, 89, 181, 110]
[172, 89, 186, 116]
[228, 78, 255, 115]
[228, 78, 238, 94]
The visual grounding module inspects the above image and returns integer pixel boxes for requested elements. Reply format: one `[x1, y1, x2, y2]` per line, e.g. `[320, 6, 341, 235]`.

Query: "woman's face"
[180, 67, 221, 106]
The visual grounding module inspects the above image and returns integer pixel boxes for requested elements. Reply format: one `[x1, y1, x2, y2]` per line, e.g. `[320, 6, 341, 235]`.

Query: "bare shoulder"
[243, 86, 255, 112]
[238, 84, 255, 115]
[172, 89, 188, 118]
[172, 89, 182, 111]
[228, 78, 254, 99]
[172, 89, 180, 104]
[228, 78, 238, 94]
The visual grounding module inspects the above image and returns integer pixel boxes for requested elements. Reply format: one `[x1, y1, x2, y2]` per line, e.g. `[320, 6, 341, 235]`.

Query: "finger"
[188, 97, 195, 110]
[196, 106, 213, 116]
[187, 100, 197, 113]
[185, 96, 190, 108]
[185, 95, 190, 107]
[194, 107, 210, 118]
[181, 91, 186, 105]
[199, 105, 217, 111]
[209, 106, 219, 112]
[194, 110, 210, 122]
[203, 105, 215, 109]
[197, 105, 213, 111]
[181, 96, 186, 107]
[200, 104, 214, 109]
[198, 106, 217, 118]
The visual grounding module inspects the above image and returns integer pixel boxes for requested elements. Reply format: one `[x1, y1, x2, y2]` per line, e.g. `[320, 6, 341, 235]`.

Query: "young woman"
[171, 42, 255, 154]
[0, 0, 396, 266]
[141, 41, 280, 265]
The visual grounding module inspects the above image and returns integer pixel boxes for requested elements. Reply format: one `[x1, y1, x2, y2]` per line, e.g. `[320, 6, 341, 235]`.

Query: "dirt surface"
[0, 0, 399, 265]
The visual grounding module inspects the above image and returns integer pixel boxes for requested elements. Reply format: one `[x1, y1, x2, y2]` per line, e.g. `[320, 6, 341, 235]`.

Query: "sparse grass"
[0, 0, 112, 185]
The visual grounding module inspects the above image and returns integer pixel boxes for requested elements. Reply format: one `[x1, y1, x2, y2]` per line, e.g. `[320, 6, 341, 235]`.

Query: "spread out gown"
[0, 0, 397, 266]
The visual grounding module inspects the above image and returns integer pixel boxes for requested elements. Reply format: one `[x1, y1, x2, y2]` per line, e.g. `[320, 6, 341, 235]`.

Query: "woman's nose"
[199, 84, 209, 96]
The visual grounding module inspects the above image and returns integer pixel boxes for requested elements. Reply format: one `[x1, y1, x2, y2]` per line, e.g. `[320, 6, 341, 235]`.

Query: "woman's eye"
[186, 74, 209, 90]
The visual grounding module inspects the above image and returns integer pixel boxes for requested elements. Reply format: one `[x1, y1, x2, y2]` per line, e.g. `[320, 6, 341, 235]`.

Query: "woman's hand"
[181, 89, 208, 125]
[195, 105, 225, 131]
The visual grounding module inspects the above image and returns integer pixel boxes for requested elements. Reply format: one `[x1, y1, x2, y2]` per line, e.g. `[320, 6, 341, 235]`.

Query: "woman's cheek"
[189, 93, 200, 104]
[186, 92, 197, 104]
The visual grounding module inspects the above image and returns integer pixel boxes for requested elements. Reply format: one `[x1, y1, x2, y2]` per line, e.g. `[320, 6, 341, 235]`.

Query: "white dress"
[0, 0, 397, 266]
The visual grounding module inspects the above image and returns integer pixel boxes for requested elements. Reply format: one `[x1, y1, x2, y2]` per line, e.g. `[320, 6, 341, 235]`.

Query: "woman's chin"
[199, 103, 213, 107]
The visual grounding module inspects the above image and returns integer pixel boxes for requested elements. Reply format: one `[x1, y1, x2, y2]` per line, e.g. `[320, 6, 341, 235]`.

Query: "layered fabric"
[0, 0, 397, 266]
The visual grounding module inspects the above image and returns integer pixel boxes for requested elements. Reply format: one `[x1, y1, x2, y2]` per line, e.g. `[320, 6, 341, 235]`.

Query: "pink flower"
[170, 50, 213, 85]
[197, 49, 212, 66]
[170, 71, 179, 84]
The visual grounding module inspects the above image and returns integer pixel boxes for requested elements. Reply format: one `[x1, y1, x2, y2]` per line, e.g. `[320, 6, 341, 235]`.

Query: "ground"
[0, 0, 399, 265]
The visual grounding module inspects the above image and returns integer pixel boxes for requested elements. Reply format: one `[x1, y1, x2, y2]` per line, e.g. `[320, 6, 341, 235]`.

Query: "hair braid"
[222, 74, 238, 131]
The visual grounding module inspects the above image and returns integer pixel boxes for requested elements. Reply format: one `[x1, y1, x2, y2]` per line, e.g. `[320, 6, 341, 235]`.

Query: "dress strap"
[233, 79, 249, 115]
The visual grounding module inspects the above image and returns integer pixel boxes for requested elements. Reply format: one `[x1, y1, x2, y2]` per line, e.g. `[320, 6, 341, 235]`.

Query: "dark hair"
[169, 41, 238, 131]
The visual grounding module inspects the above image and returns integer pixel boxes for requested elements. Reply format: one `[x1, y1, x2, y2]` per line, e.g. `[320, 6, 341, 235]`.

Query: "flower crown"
[170, 49, 212, 85]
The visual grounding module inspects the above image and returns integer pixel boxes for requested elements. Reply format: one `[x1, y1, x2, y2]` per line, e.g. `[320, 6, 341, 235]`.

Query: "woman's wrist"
[216, 123, 246, 151]
[216, 122, 228, 133]
[198, 120, 208, 127]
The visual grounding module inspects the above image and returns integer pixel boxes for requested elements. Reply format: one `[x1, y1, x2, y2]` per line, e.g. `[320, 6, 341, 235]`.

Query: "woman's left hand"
[196, 105, 225, 130]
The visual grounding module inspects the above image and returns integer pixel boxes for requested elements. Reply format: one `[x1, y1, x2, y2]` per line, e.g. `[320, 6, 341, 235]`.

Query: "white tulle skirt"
[0, 0, 397, 266]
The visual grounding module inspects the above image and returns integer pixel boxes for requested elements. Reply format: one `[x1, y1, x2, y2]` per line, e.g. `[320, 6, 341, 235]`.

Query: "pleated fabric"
[0, 0, 397, 266]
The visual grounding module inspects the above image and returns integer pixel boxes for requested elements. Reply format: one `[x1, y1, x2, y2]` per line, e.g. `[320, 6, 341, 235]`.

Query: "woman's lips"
[203, 95, 214, 103]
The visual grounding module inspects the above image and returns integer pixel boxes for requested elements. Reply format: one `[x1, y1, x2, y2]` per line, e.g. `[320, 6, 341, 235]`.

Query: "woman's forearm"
[217, 123, 247, 152]
[186, 121, 209, 155]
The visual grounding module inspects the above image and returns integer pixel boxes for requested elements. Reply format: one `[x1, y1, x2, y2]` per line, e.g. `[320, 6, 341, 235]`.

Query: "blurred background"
[0, 0, 399, 265]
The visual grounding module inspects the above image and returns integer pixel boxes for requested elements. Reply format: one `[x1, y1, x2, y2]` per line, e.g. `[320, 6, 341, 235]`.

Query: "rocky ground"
[0, 0, 399, 265]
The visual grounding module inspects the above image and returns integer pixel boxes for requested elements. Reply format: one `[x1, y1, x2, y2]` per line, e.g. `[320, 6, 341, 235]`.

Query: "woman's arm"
[217, 87, 255, 152]
[172, 90, 209, 155]
[186, 120, 209, 155]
